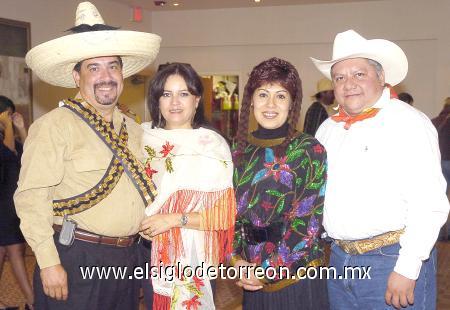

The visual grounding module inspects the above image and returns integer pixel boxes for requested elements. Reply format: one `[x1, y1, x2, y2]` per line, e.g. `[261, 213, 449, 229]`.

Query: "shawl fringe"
[152, 188, 236, 266]
[153, 293, 171, 310]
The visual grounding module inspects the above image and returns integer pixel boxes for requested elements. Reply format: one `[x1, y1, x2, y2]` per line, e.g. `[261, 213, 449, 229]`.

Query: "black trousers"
[243, 277, 329, 310]
[139, 238, 153, 310]
[34, 235, 141, 310]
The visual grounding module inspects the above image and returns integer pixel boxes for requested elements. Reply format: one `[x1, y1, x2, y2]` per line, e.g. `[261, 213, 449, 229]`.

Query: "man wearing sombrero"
[312, 30, 449, 309]
[14, 2, 160, 309]
[303, 77, 335, 136]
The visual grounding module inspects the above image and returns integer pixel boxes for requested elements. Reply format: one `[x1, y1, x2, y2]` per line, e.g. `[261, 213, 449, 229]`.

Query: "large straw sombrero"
[310, 29, 408, 86]
[25, 2, 161, 88]
[311, 78, 333, 99]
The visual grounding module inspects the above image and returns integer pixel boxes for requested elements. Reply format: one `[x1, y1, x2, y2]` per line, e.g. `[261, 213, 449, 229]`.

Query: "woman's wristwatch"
[180, 213, 188, 226]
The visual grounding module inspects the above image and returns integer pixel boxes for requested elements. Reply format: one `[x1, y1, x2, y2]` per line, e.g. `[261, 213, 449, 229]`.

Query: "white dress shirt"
[316, 88, 449, 280]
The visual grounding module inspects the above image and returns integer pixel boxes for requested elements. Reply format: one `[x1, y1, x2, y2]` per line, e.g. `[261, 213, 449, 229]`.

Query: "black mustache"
[94, 81, 118, 90]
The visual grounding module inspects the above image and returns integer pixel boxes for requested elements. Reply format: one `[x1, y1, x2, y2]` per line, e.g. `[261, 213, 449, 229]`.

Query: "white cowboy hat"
[310, 29, 408, 86]
[25, 2, 161, 88]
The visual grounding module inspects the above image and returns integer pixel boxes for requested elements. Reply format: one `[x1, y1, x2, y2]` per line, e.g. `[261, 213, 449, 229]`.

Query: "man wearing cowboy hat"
[303, 77, 335, 135]
[312, 30, 449, 309]
[14, 2, 160, 309]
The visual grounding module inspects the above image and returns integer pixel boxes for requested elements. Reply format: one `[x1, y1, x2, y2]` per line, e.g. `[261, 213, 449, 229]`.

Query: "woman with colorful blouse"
[230, 58, 329, 309]
[140, 63, 236, 309]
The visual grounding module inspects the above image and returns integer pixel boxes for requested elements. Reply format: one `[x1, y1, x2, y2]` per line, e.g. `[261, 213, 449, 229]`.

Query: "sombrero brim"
[26, 30, 161, 88]
[310, 39, 408, 86]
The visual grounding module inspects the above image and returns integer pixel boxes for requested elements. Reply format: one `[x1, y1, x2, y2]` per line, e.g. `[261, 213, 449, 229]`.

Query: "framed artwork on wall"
[0, 17, 32, 126]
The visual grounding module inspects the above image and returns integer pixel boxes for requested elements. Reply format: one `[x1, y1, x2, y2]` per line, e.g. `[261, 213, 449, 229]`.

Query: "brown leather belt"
[335, 229, 404, 255]
[53, 224, 139, 247]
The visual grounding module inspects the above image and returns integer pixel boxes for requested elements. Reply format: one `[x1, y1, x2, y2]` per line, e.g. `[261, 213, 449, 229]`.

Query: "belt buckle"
[347, 239, 376, 255]
[116, 237, 127, 247]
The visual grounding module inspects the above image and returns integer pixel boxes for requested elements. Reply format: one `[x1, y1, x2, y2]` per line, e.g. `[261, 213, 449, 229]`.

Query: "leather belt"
[335, 229, 404, 255]
[53, 224, 139, 247]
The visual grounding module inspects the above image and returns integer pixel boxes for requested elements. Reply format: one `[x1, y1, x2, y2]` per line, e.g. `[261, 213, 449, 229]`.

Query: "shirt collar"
[372, 87, 391, 109]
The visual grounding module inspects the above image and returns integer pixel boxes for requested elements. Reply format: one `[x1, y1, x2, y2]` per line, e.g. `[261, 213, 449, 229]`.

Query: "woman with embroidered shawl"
[140, 63, 236, 309]
[230, 58, 329, 309]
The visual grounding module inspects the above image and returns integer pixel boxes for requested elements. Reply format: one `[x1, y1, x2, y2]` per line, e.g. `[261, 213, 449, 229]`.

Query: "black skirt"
[243, 277, 329, 310]
[0, 142, 25, 246]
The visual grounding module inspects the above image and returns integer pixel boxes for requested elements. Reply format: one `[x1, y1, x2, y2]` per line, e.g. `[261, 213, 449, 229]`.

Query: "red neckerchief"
[332, 85, 397, 130]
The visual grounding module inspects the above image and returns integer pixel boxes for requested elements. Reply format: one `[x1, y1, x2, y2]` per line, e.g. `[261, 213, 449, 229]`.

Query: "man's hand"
[385, 271, 416, 309]
[234, 259, 264, 291]
[40, 264, 68, 301]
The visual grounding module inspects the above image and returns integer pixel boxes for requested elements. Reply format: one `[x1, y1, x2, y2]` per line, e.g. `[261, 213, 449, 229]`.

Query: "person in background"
[118, 103, 142, 124]
[303, 78, 335, 135]
[432, 98, 450, 193]
[312, 29, 449, 309]
[432, 98, 450, 239]
[140, 62, 236, 309]
[0, 96, 33, 310]
[230, 57, 328, 310]
[398, 92, 414, 106]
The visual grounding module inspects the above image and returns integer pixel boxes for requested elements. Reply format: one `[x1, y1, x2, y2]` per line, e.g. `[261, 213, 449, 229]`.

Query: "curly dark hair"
[235, 57, 303, 157]
[147, 63, 207, 129]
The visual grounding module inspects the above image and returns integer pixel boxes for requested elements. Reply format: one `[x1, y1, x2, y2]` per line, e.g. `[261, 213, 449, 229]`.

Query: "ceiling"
[108, 0, 381, 11]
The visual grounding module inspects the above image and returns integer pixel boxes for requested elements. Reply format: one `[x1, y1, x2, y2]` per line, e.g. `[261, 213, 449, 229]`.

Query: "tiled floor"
[1, 242, 449, 309]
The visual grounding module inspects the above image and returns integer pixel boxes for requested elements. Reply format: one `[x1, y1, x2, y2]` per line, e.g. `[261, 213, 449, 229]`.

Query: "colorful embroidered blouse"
[231, 131, 327, 282]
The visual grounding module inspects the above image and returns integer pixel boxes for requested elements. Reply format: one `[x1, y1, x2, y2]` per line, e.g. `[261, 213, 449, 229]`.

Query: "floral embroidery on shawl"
[141, 125, 236, 309]
[145, 141, 175, 174]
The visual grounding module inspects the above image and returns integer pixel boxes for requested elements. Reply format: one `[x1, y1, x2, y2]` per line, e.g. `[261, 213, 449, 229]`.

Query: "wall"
[1, 0, 448, 123]
[0, 0, 155, 120]
[151, 0, 449, 125]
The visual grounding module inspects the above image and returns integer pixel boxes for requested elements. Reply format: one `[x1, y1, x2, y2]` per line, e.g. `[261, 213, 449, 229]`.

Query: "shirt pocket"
[71, 151, 111, 172]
